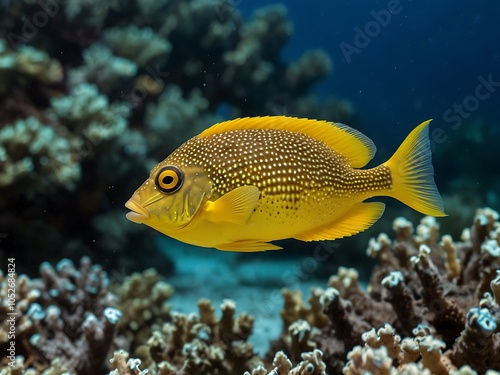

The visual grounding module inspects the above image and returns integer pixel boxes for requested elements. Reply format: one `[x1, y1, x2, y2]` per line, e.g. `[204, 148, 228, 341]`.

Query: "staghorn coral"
[244, 349, 326, 375]
[450, 306, 498, 373]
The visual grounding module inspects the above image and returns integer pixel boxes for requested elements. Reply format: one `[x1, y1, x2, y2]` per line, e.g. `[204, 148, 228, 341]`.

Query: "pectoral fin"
[294, 202, 385, 241]
[204, 185, 261, 224]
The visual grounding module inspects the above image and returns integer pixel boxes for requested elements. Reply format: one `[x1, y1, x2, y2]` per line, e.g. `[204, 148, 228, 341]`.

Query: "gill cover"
[154, 165, 212, 226]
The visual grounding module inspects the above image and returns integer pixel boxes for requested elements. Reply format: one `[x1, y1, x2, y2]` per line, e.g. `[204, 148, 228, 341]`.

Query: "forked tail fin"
[383, 120, 446, 217]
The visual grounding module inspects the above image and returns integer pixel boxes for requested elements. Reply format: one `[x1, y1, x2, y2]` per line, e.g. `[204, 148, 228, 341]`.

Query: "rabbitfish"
[125, 116, 445, 251]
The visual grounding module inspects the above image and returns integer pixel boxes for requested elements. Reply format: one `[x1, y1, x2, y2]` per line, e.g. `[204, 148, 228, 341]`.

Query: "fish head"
[125, 163, 212, 232]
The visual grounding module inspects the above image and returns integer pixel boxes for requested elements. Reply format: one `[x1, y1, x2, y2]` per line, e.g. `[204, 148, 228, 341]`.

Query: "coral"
[49, 83, 131, 143]
[0, 79, 132, 200]
[0, 257, 119, 375]
[219, 4, 332, 115]
[271, 208, 500, 374]
[64, 0, 118, 28]
[108, 350, 149, 375]
[114, 268, 174, 353]
[135, 0, 170, 21]
[104, 26, 171, 67]
[0, 116, 80, 196]
[123, 298, 262, 375]
[0, 39, 62, 94]
[244, 349, 326, 375]
[68, 44, 138, 92]
[450, 307, 499, 373]
[144, 85, 216, 152]
[284, 50, 332, 97]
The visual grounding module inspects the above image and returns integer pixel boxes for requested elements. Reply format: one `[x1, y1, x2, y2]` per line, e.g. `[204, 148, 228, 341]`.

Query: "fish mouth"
[125, 199, 150, 224]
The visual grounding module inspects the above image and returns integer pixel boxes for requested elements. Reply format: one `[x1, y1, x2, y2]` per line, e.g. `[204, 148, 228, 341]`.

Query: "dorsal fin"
[198, 116, 376, 168]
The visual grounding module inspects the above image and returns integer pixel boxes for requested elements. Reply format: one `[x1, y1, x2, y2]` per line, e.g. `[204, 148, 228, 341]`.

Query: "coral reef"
[3, 2, 498, 374]
[131, 298, 262, 375]
[271, 207, 500, 374]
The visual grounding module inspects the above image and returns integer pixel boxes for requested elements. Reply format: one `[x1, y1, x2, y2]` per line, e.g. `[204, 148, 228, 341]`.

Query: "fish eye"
[155, 166, 183, 194]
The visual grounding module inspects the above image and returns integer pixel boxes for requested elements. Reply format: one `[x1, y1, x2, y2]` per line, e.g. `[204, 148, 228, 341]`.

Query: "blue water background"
[240, 0, 499, 155]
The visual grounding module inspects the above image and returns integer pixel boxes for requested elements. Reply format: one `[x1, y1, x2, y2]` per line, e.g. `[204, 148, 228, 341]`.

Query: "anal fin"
[216, 240, 283, 252]
[294, 202, 385, 241]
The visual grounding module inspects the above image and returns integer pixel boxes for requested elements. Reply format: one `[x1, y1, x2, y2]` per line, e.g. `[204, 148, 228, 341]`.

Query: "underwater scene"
[1, 0, 499, 374]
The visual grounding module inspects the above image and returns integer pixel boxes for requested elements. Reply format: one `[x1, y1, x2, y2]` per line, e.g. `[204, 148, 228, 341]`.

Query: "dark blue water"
[241, 0, 500, 149]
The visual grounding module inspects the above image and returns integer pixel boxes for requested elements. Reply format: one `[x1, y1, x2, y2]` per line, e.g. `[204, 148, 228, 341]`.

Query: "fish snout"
[125, 198, 150, 224]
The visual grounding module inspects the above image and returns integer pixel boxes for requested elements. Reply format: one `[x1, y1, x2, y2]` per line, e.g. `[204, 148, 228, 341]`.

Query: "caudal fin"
[384, 120, 446, 217]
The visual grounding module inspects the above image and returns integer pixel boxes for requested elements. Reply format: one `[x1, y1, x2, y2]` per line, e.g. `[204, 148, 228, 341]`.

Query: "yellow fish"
[125, 116, 445, 251]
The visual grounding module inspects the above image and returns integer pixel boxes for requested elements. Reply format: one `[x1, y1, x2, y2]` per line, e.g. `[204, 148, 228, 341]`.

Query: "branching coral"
[63, 0, 118, 28]
[131, 298, 261, 375]
[114, 268, 174, 353]
[244, 349, 327, 375]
